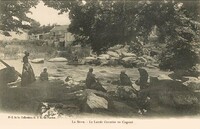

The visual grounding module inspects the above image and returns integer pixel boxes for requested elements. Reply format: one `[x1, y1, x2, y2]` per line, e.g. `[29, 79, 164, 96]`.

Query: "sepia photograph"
[0, 0, 200, 128]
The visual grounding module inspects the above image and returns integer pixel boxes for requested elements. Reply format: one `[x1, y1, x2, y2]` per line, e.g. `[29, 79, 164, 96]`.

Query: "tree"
[28, 21, 54, 35]
[43, 0, 199, 52]
[0, 0, 39, 35]
[1, 0, 200, 71]
[46, 0, 199, 70]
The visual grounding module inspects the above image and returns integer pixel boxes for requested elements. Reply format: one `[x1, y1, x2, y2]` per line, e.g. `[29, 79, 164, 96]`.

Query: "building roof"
[50, 25, 69, 32]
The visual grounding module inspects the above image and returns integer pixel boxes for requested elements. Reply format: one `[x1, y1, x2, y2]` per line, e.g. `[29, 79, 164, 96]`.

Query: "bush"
[159, 40, 199, 71]
[128, 41, 144, 56]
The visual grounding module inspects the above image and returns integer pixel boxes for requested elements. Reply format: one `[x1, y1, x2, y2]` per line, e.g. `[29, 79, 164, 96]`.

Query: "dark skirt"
[21, 63, 36, 86]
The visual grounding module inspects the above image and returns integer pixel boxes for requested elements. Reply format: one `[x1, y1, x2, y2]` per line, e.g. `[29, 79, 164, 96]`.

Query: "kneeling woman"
[21, 51, 36, 86]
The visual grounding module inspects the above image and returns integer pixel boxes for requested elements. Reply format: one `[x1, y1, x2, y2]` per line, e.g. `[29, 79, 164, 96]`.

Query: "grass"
[0, 40, 91, 60]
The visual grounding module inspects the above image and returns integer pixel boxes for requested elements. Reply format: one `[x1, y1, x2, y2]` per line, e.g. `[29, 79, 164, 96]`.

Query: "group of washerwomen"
[21, 51, 150, 114]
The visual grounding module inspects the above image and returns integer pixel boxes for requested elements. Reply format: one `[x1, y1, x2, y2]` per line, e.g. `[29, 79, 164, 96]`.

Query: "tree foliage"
[43, 0, 200, 52]
[28, 21, 55, 35]
[1, 0, 200, 70]
[0, 0, 39, 35]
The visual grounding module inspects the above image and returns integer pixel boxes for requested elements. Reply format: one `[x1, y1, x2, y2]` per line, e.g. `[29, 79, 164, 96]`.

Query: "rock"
[86, 92, 108, 110]
[137, 57, 148, 63]
[107, 51, 120, 58]
[98, 54, 110, 60]
[149, 78, 198, 107]
[182, 76, 198, 82]
[83, 57, 97, 65]
[122, 57, 137, 62]
[146, 64, 157, 69]
[107, 59, 119, 66]
[31, 58, 44, 63]
[0, 67, 18, 87]
[121, 62, 135, 68]
[112, 101, 138, 114]
[121, 57, 138, 68]
[86, 89, 109, 99]
[143, 55, 156, 62]
[48, 57, 68, 62]
[121, 52, 136, 57]
[116, 86, 137, 99]
[172, 92, 198, 105]
[110, 57, 120, 60]
[41, 107, 60, 118]
[151, 63, 159, 67]
[108, 45, 124, 51]
[183, 79, 200, 91]
[157, 74, 173, 81]
[100, 60, 109, 66]
[136, 61, 146, 67]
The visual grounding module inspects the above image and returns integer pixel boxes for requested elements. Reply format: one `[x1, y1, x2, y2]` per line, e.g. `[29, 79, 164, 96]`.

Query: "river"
[0, 59, 170, 83]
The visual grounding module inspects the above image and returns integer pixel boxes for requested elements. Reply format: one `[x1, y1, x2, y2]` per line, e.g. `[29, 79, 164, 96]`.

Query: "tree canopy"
[0, 0, 39, 35]
[42, 0, 200, 53]
[1, 0, 200, 70]
[28, 21, 55, 35]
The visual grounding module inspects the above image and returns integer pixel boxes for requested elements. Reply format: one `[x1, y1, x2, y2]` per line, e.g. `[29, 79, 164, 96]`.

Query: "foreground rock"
[149, 76, 198, 108]
[86, 92, 108, 110]
[0, 80, 86, 113]
[0, 67, 18, 87]
[48, 57, 68, 62]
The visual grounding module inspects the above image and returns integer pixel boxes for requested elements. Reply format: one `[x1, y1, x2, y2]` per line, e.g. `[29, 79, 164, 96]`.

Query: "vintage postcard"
[0, 0, 200, 128]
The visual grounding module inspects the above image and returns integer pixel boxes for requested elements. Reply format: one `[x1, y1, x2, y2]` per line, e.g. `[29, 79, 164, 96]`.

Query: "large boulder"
[0, 67, 18, 87]
[149, 77, 198, 107]
[31, 58, 44, 63]
[48, 57, 68, 62]
[86, 92, 108, 110]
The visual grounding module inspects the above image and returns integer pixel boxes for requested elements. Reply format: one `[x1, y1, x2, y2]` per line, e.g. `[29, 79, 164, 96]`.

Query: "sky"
[27, 1, 70, 25]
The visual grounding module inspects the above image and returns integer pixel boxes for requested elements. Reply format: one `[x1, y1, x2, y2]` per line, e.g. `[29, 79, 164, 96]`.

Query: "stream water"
[0, 59, 170, 82]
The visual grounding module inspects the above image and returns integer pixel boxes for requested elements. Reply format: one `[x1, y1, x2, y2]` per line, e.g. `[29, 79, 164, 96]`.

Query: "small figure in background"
[120, 70, 132, 86]
[40, 68, 49, 81]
